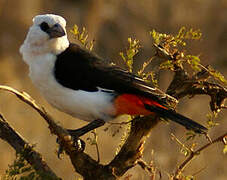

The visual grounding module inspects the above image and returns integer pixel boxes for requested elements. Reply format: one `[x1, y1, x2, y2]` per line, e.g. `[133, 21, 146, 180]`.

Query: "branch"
[154, 43, 227, 113]
[0, 85, 161, 179]
[137, 158, 162, 179]
[0, 86, 74, 150]
[0, 114, 60, 179]
[164, 62, 227, 178]
[166, 66, 227, 113]
[1, 63, 225, 179]
[108, 115, 159, 176]
[173, 133, 227, 179]
[0, 85, 115, 180]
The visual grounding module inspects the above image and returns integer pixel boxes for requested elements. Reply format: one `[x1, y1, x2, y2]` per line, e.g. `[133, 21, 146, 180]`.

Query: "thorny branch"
[137, 159, 162, 179]
[173, 133, 227, 179]
[0, 42, 226, 179]
[155, 41, 227, 113]
[154, 44, 227, 178]
[167, 68, 227, 112]
[0, 54, 227, 179]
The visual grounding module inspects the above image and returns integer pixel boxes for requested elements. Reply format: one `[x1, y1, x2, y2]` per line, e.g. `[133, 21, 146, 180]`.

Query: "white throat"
[20, 35, 69, 66]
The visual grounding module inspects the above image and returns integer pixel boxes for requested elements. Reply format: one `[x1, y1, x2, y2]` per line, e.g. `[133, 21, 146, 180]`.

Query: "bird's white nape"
[20, 14, 69, 65]
[32, 14, 66, 28]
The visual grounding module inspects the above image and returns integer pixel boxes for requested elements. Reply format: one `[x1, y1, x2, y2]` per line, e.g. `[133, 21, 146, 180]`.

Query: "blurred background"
[0, 0, 226, 179]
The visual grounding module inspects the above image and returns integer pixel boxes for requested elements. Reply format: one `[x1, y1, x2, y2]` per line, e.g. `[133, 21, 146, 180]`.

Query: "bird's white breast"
[28, 53, 116, 122]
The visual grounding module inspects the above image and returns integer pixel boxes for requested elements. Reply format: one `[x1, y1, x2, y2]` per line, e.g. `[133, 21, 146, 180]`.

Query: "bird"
[20, 14, 207, 141]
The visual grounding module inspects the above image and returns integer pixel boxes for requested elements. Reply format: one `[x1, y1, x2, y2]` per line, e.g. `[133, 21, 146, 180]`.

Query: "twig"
[137, 158, 163, 180]
[90, 130, 100, 163]
[171, 133, 191, 153]
[137, 159, 161, 180]
[173, 132, 227, 179]
[95, 140, 100, 163]
[137, 159, 154, 176]
[137, 57, 155, 75]
[108, 120, 133, 125]
[192, 166, 207, 177]
[218, 105, 227, 110]
[165, 60, 227, 179]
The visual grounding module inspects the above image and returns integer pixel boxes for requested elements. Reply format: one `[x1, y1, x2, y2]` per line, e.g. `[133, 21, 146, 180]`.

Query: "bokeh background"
[0, 0, 226, 179]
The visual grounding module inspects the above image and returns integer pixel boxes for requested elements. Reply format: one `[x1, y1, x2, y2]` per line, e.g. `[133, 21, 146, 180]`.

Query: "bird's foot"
[56, 131, 86, 158]
[56, 119, 105, 158]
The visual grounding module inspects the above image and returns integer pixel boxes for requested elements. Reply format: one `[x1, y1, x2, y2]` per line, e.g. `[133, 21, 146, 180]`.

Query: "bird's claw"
[73, 138, 86, 151]
[57, 143, 64, 159]
[56, 135, 86, 158]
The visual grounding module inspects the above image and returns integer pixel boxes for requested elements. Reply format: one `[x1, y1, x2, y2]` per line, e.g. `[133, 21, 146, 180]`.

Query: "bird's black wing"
[54, 43, 177, 107]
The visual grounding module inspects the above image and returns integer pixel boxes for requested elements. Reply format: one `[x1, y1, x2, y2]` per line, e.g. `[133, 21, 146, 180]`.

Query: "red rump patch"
[114, 94, 167, 116]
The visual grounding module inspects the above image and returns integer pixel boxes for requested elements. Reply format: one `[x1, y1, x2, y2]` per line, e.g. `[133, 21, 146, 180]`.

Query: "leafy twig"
[71, 25, 94, 51]
[171, 133, 191, 157]
[137, 158, 162, 180]
[173, 133, 227, 179]
[87, 130, 100, 162]
[119, 38, 141, 72]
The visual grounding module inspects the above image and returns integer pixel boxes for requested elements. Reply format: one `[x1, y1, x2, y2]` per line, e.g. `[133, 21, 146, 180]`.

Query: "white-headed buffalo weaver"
[20, 14, 207, 141]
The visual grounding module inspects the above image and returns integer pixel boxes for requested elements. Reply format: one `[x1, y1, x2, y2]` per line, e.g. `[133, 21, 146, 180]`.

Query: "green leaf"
[206, 112, 219, 128]
[185, 175, 194, 180]
[186, 55, 201, 71]
[175, 27, 202, 47]
[70, 24, 94, 51]
[159, 60, 174, 70]
[3, 153, 40, 180]
[119, 37, 141, 72]
[186, 131, 196, 141]
[223, 145, 227, 154]
[181, 148, 190, 157]
[150, 29, 168, 45]
[208, 67, 227, 85]
[150, 29, 159, 44]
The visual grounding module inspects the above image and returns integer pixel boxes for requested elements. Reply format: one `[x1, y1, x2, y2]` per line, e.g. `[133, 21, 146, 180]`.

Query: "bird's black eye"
[40, 22, 49, 32]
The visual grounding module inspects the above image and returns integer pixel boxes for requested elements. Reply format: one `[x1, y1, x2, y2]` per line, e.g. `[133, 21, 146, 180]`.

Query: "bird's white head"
[20, 14, 69, 65]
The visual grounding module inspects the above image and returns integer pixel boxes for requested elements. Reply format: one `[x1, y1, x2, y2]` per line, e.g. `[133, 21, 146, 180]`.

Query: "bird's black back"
[54, 43, 177, 107]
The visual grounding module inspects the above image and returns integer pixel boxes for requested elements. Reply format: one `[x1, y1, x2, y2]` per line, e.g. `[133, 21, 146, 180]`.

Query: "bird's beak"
[47, 23, 65, 39]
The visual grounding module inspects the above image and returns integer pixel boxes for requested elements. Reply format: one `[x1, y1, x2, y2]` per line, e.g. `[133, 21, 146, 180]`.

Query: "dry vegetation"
[0, 0, 226, 179]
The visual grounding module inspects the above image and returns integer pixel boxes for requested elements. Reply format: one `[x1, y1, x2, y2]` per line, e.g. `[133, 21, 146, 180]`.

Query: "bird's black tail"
[145, 105, 208, 134]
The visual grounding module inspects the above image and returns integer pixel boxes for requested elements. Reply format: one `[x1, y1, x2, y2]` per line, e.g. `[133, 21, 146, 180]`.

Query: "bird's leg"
[57, 119, 105, 157]
[67, 119, 106, 137]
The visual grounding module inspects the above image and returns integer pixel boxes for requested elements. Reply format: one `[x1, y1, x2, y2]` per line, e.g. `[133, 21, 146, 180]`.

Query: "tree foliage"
[0, 26, 226, 180]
